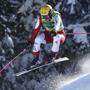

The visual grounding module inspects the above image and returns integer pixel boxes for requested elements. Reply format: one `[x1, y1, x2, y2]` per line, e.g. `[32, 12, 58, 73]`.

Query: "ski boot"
[30, 56, 42, 68]
[44, 52, 58, 64]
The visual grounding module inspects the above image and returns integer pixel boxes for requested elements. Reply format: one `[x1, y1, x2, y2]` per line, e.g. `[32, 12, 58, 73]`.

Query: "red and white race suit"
[29, 13, 66, 56]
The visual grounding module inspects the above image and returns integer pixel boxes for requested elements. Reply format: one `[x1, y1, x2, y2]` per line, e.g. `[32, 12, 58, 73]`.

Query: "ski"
[14, 57, 69, 77]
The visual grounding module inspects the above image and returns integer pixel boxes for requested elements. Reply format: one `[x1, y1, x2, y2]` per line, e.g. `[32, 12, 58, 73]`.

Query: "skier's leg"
[51, 34, 65, 59]
[32, 33, 46, 65]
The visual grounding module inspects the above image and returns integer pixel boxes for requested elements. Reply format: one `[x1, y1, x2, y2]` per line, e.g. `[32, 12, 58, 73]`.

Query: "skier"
[28, 4, 66, 65]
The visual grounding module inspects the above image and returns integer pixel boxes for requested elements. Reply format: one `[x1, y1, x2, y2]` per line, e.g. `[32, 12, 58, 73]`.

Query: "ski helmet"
[40, 4, 53, 15]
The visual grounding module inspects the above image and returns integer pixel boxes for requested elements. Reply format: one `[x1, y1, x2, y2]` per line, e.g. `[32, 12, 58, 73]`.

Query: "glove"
[27, 37, 34, 45]
[51, 31, 56, 37]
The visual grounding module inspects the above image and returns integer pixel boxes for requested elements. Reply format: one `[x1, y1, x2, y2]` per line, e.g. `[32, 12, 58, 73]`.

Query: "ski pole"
[66, 32, 90, 35]
[0, 49, 26, 75]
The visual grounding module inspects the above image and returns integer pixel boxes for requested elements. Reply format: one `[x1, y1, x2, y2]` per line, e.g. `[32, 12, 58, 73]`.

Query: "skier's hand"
[27, 39, 32, 45]
[27, 37, 34, 45]
[51, 31, 56, 37]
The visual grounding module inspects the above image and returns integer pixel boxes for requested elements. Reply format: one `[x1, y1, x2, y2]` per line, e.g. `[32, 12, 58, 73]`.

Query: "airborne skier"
[28, 4, 66, 65]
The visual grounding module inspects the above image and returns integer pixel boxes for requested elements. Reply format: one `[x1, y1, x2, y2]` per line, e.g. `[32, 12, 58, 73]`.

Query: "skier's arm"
[52, 14, 65, 46]
[28, 16, 42, 44]
[54, 14, 64, 33]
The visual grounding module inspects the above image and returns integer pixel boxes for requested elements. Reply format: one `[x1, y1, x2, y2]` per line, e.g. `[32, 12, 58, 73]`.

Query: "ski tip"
[13, 72, 26, 77]
[63, 57, 69, 60]
[54, 57, 69, 63]
[23, 49, 26, 51]
[13, 73, 18, 77]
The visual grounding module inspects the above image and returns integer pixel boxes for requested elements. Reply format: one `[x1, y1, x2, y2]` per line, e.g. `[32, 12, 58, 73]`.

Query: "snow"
[66, 23, 90, 44]
[0, 15, 7, 22]
[18, 0, 33, 14]
[3, 34, 14, 48]
[18, 0, 45, 14]
[70, 4, 75, 14]
[5, 67, 16, 84]
[55, 2, 61, 12]
[67, 0, 76, 5]
[67, 0, 76, 14]
[73, 25, 88, 43]
[20, 53, 33, 71]
[56, 54, 90, 90]
[9, 0, 20, 5]
[0, 0, 90, 90]
[59, 73, 90, 90]
[34, 0, 45, 6]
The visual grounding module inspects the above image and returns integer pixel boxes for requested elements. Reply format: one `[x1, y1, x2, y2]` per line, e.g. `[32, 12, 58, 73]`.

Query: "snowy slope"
[56, 54, 90, 90]
[59, 73, 90, 90]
